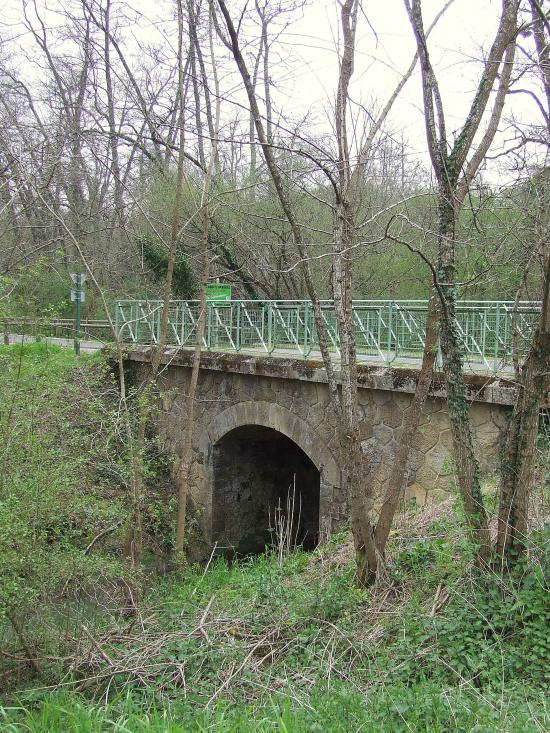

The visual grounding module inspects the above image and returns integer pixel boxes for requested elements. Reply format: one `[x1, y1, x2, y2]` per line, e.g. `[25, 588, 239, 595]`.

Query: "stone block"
[380, 399, 404, 428]
[427, 410, 450, 431]
[253, 384, 275, 403]
[410, 425, 439, 453]
[422, 398, 444, 415]
[470, 403, 492, 428]
[491, 406, 510, 429]
[394, 392, 413, 410]
[361, 438, 380, 463]
[414, 464, 438, 489]
[426, 441, 451, 475]
[406, 482, 428, 505]
[374, 424, 394, 446]
[372, 390, 393, 406]
[274, 389, 294, 411]
[255, 401, 270, 425]
[359, 422, 373, 441]
[407, 447, 425, 471]
[439, 428, 453, 450]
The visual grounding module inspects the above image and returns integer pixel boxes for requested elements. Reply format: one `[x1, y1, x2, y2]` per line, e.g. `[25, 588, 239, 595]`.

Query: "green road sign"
[206, 284, 232, 302]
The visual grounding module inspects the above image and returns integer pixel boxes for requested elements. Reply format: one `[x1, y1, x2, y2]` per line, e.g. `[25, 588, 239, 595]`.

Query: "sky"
[266, 0, 537, 181]
[1, 0, 542, 184]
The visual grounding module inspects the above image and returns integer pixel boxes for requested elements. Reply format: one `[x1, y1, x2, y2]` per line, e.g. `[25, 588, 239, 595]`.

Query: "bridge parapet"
[115, 298, 541, 374]
[123, 345, 519, 406]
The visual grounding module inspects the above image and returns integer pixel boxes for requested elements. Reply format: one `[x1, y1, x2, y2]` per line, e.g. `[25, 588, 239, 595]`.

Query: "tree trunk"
[436, 196, 490, 559]
[497, 250, 550, 560]
[174, 229, 209, 552]
[495, 0, 550, 564]
[374, 292, 438, 556]
[175, 2, 221, 553]
[405, 0, 519, 563]
[104, 0, 124, 230]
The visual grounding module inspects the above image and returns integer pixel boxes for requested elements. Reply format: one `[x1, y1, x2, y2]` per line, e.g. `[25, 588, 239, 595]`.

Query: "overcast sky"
[1, 0, 540, 184]
[264, 0, 536, 181]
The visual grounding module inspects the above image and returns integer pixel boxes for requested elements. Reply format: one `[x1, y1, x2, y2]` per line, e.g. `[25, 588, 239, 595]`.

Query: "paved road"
[230, 346, 507, 375]
[1, 333, 510, 375]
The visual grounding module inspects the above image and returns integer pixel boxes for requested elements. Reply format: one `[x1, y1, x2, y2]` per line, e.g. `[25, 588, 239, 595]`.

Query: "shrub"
[0, 345, 130, 682]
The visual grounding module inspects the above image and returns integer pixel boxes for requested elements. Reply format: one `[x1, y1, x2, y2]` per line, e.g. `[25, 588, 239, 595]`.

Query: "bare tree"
[216, 0, 454, 584]
[175, 0, 222, 552]
[405, 0, 520, 560]
[103, 0, 124, 229]
[496, 0, 550, 561]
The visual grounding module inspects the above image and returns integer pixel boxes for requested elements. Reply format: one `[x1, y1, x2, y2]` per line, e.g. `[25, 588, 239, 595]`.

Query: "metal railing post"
[236, 302, 241, 352]
[267, 301, 273, 353]
[436, 341, 443, 370]
[207, 302, 212, 349]
[493, 302, 501, 373]
[135, 303, 140, 343]
[503, 304, 510, 370]
[481, 309, 487, 368]
[304, 302, 309, 357]
[386, 301, 393, 361]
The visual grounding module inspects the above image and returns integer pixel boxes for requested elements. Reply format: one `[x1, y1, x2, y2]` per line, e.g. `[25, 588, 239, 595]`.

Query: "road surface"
[1, 333, 511, 375]
[1, 333, 103, 353]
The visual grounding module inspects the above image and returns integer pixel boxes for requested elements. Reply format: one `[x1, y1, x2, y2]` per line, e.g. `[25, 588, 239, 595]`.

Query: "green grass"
[0, 341, 99, 377]
[0, 342, 130, 691]
[1, 683, 548, 733]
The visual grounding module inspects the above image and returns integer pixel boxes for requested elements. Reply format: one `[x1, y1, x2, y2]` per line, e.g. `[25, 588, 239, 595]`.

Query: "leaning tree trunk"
[495, 0, 550, 564]
[405, 0, 519, 563]
[174, 226, 210, 552]
[497, 250, 550, 561]
[333, 199, 377, 585]
[174, 0, 221, 553]
[374, 292, 439, 556]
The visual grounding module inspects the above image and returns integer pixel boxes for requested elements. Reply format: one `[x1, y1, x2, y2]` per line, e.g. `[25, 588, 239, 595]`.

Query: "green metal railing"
[115, 299, 541, 372]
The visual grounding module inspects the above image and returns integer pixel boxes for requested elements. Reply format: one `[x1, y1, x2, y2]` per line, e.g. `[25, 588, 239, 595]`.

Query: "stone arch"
[202, 401, 342, 553]
[202, 401, 341, 488]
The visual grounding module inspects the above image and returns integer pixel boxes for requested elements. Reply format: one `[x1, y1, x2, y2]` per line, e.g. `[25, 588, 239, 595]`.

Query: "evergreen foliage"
[136, 233, 198, 299]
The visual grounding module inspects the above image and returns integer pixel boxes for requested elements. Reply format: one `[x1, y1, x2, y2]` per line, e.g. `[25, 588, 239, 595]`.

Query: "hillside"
[0, 347, 548, 733]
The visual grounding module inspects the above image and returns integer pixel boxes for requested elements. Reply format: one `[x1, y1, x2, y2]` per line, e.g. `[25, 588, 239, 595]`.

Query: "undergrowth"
[1, 527, 548, 732]
[0, 344, 548, 732]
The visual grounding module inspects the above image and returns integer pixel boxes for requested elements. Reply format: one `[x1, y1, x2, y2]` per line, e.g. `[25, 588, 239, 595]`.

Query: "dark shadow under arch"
[212, 425, 320, 556]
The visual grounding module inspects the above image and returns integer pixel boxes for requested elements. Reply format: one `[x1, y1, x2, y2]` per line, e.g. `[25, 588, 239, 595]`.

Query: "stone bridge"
[124, 347, 519, 558]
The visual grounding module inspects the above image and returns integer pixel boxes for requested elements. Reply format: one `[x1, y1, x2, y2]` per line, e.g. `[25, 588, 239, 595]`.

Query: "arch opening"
[212, 425, 320, 556]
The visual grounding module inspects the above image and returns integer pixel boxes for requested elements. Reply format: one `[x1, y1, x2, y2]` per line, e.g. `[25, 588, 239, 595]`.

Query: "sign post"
[70, 273, 86, 355]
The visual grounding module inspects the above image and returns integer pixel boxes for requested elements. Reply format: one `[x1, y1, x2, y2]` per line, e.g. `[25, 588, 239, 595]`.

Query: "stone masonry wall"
[124, 349, 514, 556]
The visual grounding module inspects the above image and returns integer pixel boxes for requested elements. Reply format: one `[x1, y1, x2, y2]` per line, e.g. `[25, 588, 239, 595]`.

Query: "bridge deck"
[1, 331, 520, 379]
[122, 345, 519, 407]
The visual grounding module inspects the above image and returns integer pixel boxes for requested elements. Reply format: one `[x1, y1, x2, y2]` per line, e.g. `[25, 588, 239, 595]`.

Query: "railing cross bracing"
[114, 299, 541, 374]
